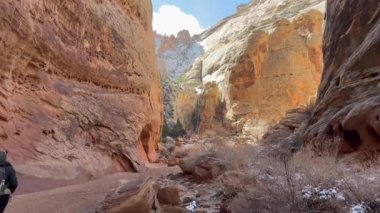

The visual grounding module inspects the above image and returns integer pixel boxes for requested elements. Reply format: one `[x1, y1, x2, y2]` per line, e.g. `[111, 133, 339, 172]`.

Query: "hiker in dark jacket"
[0, 150, 18, 213]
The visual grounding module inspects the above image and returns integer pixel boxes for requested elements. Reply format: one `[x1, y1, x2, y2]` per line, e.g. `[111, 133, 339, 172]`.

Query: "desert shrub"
[204, 136, 380, 212]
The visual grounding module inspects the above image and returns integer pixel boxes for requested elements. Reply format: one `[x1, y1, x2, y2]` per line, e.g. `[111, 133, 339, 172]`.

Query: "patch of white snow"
[350, 203, 367, 213]
[186, 200, 197, 212]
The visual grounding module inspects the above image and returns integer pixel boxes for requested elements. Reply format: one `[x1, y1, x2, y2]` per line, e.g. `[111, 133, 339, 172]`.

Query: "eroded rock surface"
[180, 0, 325, 136]
[198, 82, 225, 134]
[173, 87, 200, 131]
[0, 0, 162, 179]
[179, 154, 226, 183]
[304, 0, 380, 153]
[96, 177, 160, 213]
[157, 186, 181, 205]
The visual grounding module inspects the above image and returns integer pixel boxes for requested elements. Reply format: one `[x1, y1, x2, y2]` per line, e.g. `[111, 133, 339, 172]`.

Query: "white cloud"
[153, 5, 205, 36]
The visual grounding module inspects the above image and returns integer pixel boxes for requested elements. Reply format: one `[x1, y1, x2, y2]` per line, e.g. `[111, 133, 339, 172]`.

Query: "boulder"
[165, 137, 176, 152]
[157, 186, 181, 205]
[96, 177, 159, 213]
[175, 137, 184, 146]
[167, 158, 180, 167]
[179, 154, 226, 182]
[173, 147, 190, 159]
[179, 156, 200, 174]
[193, 166, 213, 182]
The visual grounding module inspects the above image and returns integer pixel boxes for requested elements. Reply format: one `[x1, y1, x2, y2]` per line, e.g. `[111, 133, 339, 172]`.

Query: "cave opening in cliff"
[342, 129, 362, 151]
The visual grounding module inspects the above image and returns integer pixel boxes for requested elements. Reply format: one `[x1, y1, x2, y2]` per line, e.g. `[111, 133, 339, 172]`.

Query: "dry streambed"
[6, 136, 380, 213]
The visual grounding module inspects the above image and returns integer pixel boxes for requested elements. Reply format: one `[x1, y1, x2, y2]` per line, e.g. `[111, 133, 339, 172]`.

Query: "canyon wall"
[180, 0, 325, 136]
[156, 30, 203, 80]
[304, 0, 380, 154]
[155, 31, 203, 129]
[0, 0, 162, 179]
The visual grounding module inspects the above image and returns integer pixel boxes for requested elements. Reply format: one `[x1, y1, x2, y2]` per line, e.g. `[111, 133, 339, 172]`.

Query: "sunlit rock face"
[0, 0, 163, 178]
[304, 0, 380, 154]
[198, 82, 226, 134]
[155, 30, 204, 80]
[155, 30, 204, 128]
[181, 0, 325, 136]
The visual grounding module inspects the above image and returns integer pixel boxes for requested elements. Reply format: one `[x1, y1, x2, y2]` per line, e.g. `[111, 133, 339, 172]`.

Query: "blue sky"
[152, 0, 250, 35]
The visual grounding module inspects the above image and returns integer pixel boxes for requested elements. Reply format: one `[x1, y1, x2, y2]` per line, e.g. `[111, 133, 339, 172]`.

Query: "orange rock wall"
[0, 0, 162, 178]
[225, 10, 324, 133]
[199, 82, 223, 133]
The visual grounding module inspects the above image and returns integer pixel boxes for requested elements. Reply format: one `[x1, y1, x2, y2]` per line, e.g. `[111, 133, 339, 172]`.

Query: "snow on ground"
[302, 185, 346, 201]
[186, 200, 197, 212]
[350, 203, 367, 213]
[195, 87, 204, 95]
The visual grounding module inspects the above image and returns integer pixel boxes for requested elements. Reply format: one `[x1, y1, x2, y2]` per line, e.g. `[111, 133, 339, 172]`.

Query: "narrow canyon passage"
[1, 0, 380, 213]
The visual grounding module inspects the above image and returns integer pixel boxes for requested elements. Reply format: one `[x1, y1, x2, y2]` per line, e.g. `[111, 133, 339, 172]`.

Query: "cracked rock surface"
[0, 0, 163, 179]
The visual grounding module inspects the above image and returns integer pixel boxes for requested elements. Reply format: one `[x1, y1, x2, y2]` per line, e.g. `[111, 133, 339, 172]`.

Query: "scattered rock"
[167, 158, 180, 167]
[220, 197, 254, 213]
[173, 148, 189, 158]
[158, 143, 170, 159]
[157, 186, 181, 205]
[176, 137, 184, 146]
[96, 177, 159, 213]
[166, 136, 176, 144]
[165, 137, 176, 152]
[193, 165, 213, 182]
[367, 201, 380, 213]
[179, 156, 199, 174]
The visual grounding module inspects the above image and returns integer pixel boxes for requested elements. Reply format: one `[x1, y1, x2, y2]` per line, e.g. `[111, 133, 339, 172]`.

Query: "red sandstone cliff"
[0, 0, 162, 179]
[179, 0, 325, 136]
[304, 0, 380, 154]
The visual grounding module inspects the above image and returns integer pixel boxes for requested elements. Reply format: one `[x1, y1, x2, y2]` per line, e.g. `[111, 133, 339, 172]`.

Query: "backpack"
[0, 167, 7, 194]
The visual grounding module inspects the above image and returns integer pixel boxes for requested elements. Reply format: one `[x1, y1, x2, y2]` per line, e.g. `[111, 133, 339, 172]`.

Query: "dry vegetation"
[200, 138, 380, 212]
[184, 105, 380, 212]
[166, 104, 379, 212]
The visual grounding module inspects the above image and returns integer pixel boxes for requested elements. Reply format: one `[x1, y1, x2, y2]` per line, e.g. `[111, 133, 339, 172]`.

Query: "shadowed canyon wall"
[155, 30, 203, 130]
[304, 0, 380, 154]
[0, 0, 162, 179]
